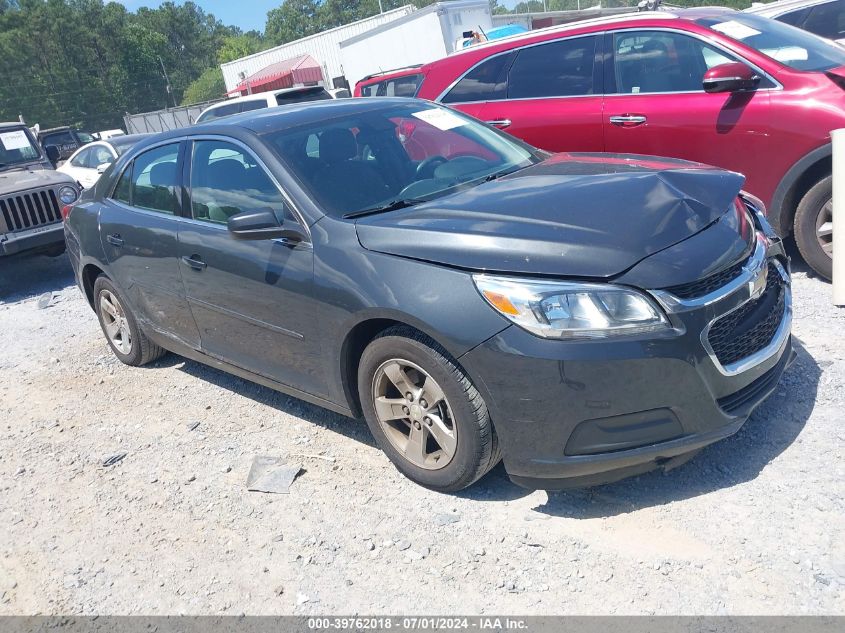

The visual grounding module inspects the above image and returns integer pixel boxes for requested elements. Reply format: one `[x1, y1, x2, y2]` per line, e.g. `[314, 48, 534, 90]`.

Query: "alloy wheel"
[816, 199, 833, 257]
[99, 289, 132, 355]
[371, 359, 457, 470]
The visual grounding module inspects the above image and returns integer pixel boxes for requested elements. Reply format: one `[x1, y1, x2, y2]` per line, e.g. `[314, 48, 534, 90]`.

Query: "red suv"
[409, 9, 845, 278]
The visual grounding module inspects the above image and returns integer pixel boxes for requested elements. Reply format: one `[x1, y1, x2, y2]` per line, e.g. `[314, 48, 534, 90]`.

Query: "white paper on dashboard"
[710, 20, 762, 40]
[0, 130, 30, 151]
[411, 109, 467, 131]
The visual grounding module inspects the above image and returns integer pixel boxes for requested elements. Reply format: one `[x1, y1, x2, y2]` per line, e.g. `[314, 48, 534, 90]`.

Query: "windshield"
[0, 127, 42, 167]
[697, 14, 845, 71]
[263, 102, 538, 218]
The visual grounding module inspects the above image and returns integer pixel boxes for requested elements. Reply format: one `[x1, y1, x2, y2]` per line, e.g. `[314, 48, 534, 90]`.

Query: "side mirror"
[227, 208, 303, 242]
[96, 162, 112, 175]
[702, 62, 760, 94]
[45, 145, 60, 164]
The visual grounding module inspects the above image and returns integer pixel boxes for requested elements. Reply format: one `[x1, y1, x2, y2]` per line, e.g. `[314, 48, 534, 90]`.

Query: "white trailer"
[339, 0, 492, 89]
[220, 6, 416, 92]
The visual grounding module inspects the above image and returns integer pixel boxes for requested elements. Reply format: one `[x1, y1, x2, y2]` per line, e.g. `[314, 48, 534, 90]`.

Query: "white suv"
[746, 0, 845, 45]
[195, 86, 334, 124]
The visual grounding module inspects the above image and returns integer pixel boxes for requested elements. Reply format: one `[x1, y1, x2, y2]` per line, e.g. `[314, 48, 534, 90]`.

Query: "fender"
[769, 143, 832, 237]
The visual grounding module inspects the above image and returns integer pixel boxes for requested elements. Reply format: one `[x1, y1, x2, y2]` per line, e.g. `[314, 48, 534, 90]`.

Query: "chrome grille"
[707, 262, 786, 367]
[662, 254, 749, 300]
[0, 188, 62, 234]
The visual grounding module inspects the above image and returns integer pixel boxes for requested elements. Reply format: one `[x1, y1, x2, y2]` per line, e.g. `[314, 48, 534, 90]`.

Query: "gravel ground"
[0, 250, 843, 616]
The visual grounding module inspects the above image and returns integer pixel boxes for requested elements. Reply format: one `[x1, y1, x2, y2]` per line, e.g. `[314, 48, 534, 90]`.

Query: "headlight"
[58, 186, 79, 205]
[473, 274, 670, 339]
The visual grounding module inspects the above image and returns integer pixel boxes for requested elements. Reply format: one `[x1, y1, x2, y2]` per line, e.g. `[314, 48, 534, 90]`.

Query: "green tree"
[265, 0, 322, 45]
[182, 67, 225, 104]
[218, 33, 266, 64]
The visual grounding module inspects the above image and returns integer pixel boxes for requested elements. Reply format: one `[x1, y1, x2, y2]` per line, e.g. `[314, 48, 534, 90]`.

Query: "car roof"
[435, 8, 744, 62]
[214, 85, 328, 106]
[745, 0, 834, 15]
[145, 98, 426, 147]
[39, 126, 72, 135]
[360, 65, 424, 84]
[109, 133, 152, 149]
[0, 121, 28, 130]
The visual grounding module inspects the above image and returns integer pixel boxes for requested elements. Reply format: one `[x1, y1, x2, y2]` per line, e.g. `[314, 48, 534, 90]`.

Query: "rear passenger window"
[441, 52, 515, 103]
[201, 102, 240, 122]
[777, 7, 812, 27]
[802, 0, 845, 40]
[507, 36, 598, 99]
[130, 144, 180, 215]
[190, 140, 288, 225]
[239, 100, 267, 114]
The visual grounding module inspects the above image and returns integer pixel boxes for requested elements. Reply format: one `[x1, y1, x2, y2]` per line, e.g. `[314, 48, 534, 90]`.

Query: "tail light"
[61, 204, 74, 222]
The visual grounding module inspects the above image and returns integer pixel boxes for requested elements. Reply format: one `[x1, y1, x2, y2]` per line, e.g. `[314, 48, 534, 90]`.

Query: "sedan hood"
[355, 153, 745, 278]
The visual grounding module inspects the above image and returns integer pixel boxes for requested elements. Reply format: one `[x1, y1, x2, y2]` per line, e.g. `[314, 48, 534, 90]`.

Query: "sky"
[116, 0, 284, 33]
[117, 1, 525, 34]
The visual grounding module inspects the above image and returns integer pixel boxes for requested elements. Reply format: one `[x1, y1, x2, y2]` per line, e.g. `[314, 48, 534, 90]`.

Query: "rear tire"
[93, 275, 165, 366]
[358, 326, 501, 492]
[794, 176, 833, 280]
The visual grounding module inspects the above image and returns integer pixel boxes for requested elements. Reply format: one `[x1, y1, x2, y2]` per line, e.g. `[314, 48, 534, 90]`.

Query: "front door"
[98, 141, 200, 347]
[602, 29, 772, 199]
[177, 139, 324, 397]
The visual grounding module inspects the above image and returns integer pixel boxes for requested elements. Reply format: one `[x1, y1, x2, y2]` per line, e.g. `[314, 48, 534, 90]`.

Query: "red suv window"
[360, 73, 423, 97]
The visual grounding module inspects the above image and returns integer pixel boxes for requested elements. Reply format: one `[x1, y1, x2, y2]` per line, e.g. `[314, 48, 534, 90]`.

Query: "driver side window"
[612, 31, 737, 94]
[190, 140, 288, 225]
[70, 147, 93, 168]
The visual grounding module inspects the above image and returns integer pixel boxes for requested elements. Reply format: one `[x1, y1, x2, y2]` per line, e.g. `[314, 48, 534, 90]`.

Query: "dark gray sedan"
[64, 98, 793, 492]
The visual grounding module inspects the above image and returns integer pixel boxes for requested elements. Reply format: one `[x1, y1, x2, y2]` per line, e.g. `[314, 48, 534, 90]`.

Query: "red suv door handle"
[609, 115, 647, 128]
[485, 118, 512, 129]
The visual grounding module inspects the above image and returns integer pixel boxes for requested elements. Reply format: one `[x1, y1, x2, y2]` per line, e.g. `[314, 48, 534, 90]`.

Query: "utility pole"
[158, 56, 177, 108]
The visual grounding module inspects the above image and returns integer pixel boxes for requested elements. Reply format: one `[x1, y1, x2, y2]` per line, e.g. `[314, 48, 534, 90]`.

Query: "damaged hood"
[355, 153, 746, 278]
[0, 166, 75, 196]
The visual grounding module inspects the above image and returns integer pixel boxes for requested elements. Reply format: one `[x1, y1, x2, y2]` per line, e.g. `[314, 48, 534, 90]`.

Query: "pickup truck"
[1, 122, 80, 258]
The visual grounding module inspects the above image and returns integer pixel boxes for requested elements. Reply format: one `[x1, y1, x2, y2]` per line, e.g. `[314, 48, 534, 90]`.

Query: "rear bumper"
[0, 222, 65, 256]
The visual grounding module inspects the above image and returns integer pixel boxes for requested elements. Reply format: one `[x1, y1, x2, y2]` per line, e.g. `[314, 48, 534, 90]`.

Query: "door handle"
[106, 233, 124, 247]
[485, 119, 512, 129]
[181, 255, 207, 271]
[609, 115, 647, 128]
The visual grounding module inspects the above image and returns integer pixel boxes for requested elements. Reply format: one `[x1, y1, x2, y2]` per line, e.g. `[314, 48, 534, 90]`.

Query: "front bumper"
[0, 222, 65, 256]
[460, 236, 793, 490]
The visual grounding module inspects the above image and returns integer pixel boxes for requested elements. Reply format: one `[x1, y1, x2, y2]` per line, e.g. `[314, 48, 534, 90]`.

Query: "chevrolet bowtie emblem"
[748, 263, 768, 300]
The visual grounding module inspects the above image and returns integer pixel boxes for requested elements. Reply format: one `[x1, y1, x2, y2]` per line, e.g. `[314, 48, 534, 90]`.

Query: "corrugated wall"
[220, 6, 417, 91]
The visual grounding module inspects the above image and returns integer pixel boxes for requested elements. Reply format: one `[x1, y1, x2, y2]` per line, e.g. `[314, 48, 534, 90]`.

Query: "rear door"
[438, 34, 605, 152]
[479, 34, 605, 152]
[602, 29, 773, 198]
[176, 138, 323, 397]
[98, 140, 200, 347]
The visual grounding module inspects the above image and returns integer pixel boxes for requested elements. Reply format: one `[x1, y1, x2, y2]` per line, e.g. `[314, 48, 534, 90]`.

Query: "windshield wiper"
[482, 165, 523, 183]
[343, 198, 424, 219]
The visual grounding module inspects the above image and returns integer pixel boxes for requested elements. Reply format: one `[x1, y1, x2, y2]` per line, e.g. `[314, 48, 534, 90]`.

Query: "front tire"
[93, 275, 165, 366]
[794, 176, 832, 280]
[358, 326, 501, 492]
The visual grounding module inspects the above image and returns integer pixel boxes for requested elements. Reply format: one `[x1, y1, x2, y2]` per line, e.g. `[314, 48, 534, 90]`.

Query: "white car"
[194, 86, 334, 124]
[93, 129, 126, 140]
[746, 0, 845, 46]
[57, 134, 150, 189]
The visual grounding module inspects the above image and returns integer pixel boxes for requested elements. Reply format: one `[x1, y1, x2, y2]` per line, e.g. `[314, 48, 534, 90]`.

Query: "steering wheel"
[415, 155, 448, 180]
